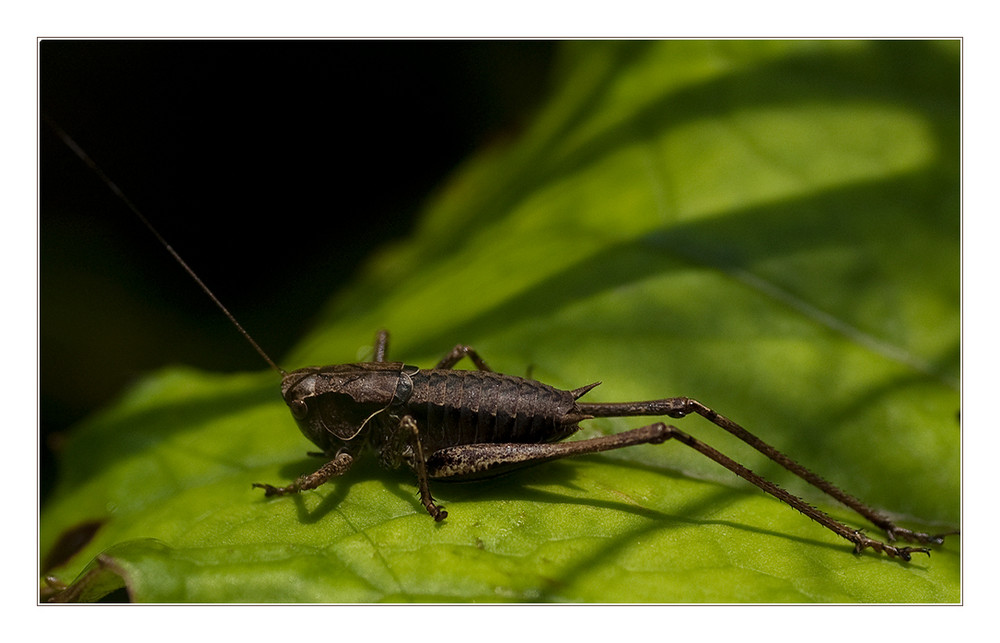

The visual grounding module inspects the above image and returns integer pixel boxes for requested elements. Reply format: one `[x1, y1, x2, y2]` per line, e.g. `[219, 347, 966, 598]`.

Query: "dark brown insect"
[51, 119, 955, 562]
[253, 330, 950, 561]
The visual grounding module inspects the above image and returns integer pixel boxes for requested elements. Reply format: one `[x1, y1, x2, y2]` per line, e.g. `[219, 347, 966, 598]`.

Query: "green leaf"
[41, 41, 959, 603]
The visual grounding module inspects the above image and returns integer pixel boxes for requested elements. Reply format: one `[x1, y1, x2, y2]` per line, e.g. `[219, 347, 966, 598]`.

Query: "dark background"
[40, 40, 557, 500]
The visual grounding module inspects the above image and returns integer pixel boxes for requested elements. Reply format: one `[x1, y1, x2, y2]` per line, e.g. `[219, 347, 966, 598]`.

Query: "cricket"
[49, 119, 955, 563]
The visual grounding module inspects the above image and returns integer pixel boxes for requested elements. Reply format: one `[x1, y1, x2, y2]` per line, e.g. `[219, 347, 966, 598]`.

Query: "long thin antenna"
[45, 116, 287, 377]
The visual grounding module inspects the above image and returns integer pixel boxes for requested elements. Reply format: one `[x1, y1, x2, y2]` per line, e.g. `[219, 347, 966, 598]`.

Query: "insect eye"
[288, 399, 309, 420]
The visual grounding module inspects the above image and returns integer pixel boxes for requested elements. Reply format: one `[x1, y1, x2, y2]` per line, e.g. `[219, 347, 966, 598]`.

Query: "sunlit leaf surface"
[41, 41, 959, 603]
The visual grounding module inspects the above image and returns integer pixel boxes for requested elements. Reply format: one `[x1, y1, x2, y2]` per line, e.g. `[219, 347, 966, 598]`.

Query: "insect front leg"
[373, 329, 389, 362]
[253, 452, 354, 497]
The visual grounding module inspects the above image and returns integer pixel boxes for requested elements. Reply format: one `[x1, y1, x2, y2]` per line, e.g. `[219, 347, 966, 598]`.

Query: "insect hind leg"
[424, 423, 672, 480]
[426, 422, 929, 560]
[576, 397, 954, 547]
[660, 423, 932, 560]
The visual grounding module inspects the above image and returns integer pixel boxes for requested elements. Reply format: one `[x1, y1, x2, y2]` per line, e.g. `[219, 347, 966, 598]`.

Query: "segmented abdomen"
[404, 369, 579, 453]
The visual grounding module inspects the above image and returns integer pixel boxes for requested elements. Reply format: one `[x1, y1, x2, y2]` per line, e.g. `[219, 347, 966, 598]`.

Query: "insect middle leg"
[435, 344, 493, 371]
[381, 415, 448, 521]
[374, 331, 492, 372]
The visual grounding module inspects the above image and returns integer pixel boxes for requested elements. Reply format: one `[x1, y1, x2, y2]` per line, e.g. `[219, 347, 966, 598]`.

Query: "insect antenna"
[45, 116, 287, 377]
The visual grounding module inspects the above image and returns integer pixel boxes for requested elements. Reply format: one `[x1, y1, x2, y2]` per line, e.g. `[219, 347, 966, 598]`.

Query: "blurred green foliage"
[41, 40, 959, 602]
